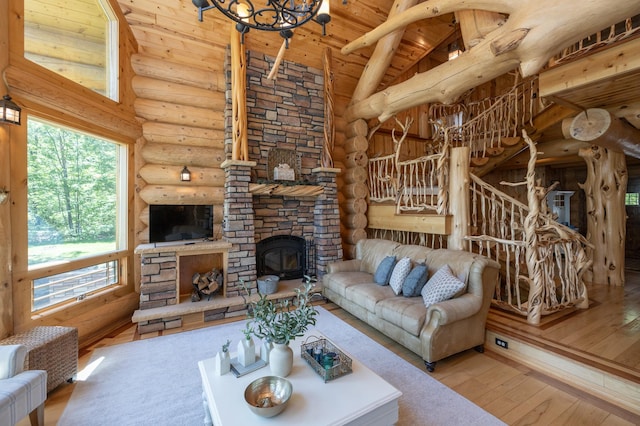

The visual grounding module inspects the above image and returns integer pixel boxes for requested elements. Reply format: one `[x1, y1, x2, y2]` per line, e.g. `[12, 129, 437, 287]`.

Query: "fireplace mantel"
[249, 183, 324, 198]
[135, 239, 231, 256]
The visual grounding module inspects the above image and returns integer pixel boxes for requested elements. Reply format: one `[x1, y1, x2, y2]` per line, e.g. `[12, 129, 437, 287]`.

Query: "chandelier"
[192, 0, 332, 43]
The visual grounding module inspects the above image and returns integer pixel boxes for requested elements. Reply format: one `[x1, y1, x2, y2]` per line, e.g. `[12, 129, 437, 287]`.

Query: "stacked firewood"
[191, 268, 223, 302]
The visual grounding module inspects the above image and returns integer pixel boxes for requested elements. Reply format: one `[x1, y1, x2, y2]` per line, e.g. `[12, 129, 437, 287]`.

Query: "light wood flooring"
[30, 272, 640, 426]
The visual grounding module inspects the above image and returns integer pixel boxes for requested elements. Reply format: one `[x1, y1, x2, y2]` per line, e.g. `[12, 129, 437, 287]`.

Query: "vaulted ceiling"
[24, 0, 640, 170]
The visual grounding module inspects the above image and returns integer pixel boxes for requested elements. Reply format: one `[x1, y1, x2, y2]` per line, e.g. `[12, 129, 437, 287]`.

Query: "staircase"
[367, 74, 591, 325]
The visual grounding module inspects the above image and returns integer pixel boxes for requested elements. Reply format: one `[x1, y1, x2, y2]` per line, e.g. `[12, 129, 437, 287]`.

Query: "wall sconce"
[0, 95, 21, 126]
[180, 166, 192, 182]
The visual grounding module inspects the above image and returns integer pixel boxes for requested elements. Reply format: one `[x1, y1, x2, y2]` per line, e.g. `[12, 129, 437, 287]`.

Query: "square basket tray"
[301, 336, 353, 382]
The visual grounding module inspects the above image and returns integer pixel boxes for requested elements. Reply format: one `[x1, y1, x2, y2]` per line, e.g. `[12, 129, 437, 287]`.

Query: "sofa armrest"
[425, 293, 482, 326]
[0, 344, 27, 379]
[327, 259, 362, 274]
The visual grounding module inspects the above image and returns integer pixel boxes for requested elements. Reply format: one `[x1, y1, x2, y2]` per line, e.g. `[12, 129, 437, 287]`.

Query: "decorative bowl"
[244, 376, 293, 418]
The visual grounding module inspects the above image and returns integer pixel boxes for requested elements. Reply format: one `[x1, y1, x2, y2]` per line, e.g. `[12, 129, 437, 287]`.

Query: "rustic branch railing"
[467, 132, 591, 324]
[368, 153, 397, 203]
[551, 15, 640, 66]
[429, 76, 536, 159]
[396, 153, 443, 213]
[369, 117, 447, 214]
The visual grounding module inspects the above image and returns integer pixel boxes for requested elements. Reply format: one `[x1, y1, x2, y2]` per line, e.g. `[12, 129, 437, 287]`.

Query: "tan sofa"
[322, 239, 500, 372]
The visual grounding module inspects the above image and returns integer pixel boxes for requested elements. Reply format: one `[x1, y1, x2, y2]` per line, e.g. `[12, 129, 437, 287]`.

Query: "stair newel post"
[447, 146, 470, 250]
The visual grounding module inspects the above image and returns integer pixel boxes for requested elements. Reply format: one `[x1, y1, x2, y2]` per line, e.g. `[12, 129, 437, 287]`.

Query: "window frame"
[24, 114, 131, 312]
[6, 0, 137, 332]
[22, 0, 120, 101]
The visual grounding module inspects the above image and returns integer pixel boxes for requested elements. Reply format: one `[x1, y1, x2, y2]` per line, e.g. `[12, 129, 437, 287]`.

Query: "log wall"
[1, 0, 141, 344]
[132, 53, 227, 244]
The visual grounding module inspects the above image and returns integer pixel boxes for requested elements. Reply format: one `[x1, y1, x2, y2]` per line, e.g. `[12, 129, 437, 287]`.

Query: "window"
[23, 0, 119, 100]
[27, 117, 127, 311]
[625, 193, 639, 206]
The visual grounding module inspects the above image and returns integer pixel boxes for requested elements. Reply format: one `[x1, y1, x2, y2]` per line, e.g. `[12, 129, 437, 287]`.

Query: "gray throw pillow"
[373, 256, 396, 285]
[421, 264, 466, 308]
[402, 264, 429, 297]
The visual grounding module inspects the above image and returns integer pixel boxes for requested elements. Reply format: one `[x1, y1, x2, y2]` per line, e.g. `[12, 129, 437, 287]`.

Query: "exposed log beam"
[342, 1, 515, 55]
[564, 108, 640, 159]
[350, 0, 420, 104]
[343, 0, 640, 123]
[456, 10, 506, 49]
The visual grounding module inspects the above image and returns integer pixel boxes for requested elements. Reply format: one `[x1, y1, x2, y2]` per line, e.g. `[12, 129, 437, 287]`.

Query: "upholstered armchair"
[0, 345, 47, 426]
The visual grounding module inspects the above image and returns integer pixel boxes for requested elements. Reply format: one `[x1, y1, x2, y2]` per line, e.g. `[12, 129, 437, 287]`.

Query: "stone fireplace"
[221, 49, 343, 299]
[133, 51, 342, 333]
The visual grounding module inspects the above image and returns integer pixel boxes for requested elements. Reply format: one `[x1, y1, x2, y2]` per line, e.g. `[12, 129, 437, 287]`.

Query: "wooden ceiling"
[20, 0, 640, 169]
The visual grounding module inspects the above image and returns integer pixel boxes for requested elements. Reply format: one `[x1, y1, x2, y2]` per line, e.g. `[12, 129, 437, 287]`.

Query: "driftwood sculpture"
[343, 1, 640, 122]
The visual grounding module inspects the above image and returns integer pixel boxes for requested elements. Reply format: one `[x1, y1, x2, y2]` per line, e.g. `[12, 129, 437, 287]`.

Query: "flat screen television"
[149, 204, 214, 243]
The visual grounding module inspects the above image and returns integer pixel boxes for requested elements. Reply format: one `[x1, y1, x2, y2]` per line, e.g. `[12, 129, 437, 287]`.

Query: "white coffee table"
[198, 331, 402, 426]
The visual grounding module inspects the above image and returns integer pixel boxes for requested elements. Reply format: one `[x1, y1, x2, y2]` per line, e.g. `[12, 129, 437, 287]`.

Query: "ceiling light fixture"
[0, 95, 21, 126]
[192, 0, 331, 42]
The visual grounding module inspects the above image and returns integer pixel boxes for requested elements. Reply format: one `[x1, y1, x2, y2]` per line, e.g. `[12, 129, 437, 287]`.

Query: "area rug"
[59, 307, 504, 425]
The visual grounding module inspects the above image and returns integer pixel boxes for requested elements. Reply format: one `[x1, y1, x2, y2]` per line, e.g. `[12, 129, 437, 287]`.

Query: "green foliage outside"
[27, 119, 119, 265]
[29, 241, 116, 266]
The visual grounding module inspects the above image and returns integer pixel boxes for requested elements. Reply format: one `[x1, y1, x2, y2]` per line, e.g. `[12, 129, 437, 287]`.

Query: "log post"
[447, 146, 470, 250]
[578, 145, 627, 286]
[230, 25, 248, 161]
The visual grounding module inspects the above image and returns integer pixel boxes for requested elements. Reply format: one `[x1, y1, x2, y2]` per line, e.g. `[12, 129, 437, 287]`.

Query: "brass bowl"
[244, 376, 293, 418]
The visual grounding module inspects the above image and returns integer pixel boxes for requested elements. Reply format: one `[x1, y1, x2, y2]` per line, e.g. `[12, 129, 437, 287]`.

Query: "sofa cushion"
[323, 271, 375, 298]
[389, 257, 412, 295]
[374, 256, 396, 285]
[357, 239, 401, 274]
[421, 264, 466, 308]
[346, 283, 395, 312]
[402, 264, 429, 297]
[424, 249, 476, 284]
[392, 244, 433, 263]
[375, 297, 427, 337]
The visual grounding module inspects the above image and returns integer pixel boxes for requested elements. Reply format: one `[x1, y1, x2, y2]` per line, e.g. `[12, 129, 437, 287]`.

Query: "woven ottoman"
[0, 326, 78, 393]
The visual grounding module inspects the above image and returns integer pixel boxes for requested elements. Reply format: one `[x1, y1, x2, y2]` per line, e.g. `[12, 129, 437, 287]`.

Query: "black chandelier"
[192, 0, 332, 44]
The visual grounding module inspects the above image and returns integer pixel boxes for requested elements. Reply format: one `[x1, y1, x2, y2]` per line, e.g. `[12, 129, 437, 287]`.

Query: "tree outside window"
[27, 117, 126, 310]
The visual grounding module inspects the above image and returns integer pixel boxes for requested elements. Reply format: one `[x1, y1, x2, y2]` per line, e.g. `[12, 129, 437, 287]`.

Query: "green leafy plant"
[242, 280, 318, 345]
[242, 323, 253, 341]
[221, 339, 231, 353]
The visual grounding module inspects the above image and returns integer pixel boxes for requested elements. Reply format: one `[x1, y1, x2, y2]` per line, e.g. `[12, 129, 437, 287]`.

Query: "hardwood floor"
[487, 269, 640, 376]
[30, 273, 640, 426]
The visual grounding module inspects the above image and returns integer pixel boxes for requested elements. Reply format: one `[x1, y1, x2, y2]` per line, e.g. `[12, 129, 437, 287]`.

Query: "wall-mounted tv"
[149, 204, 214, 243]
